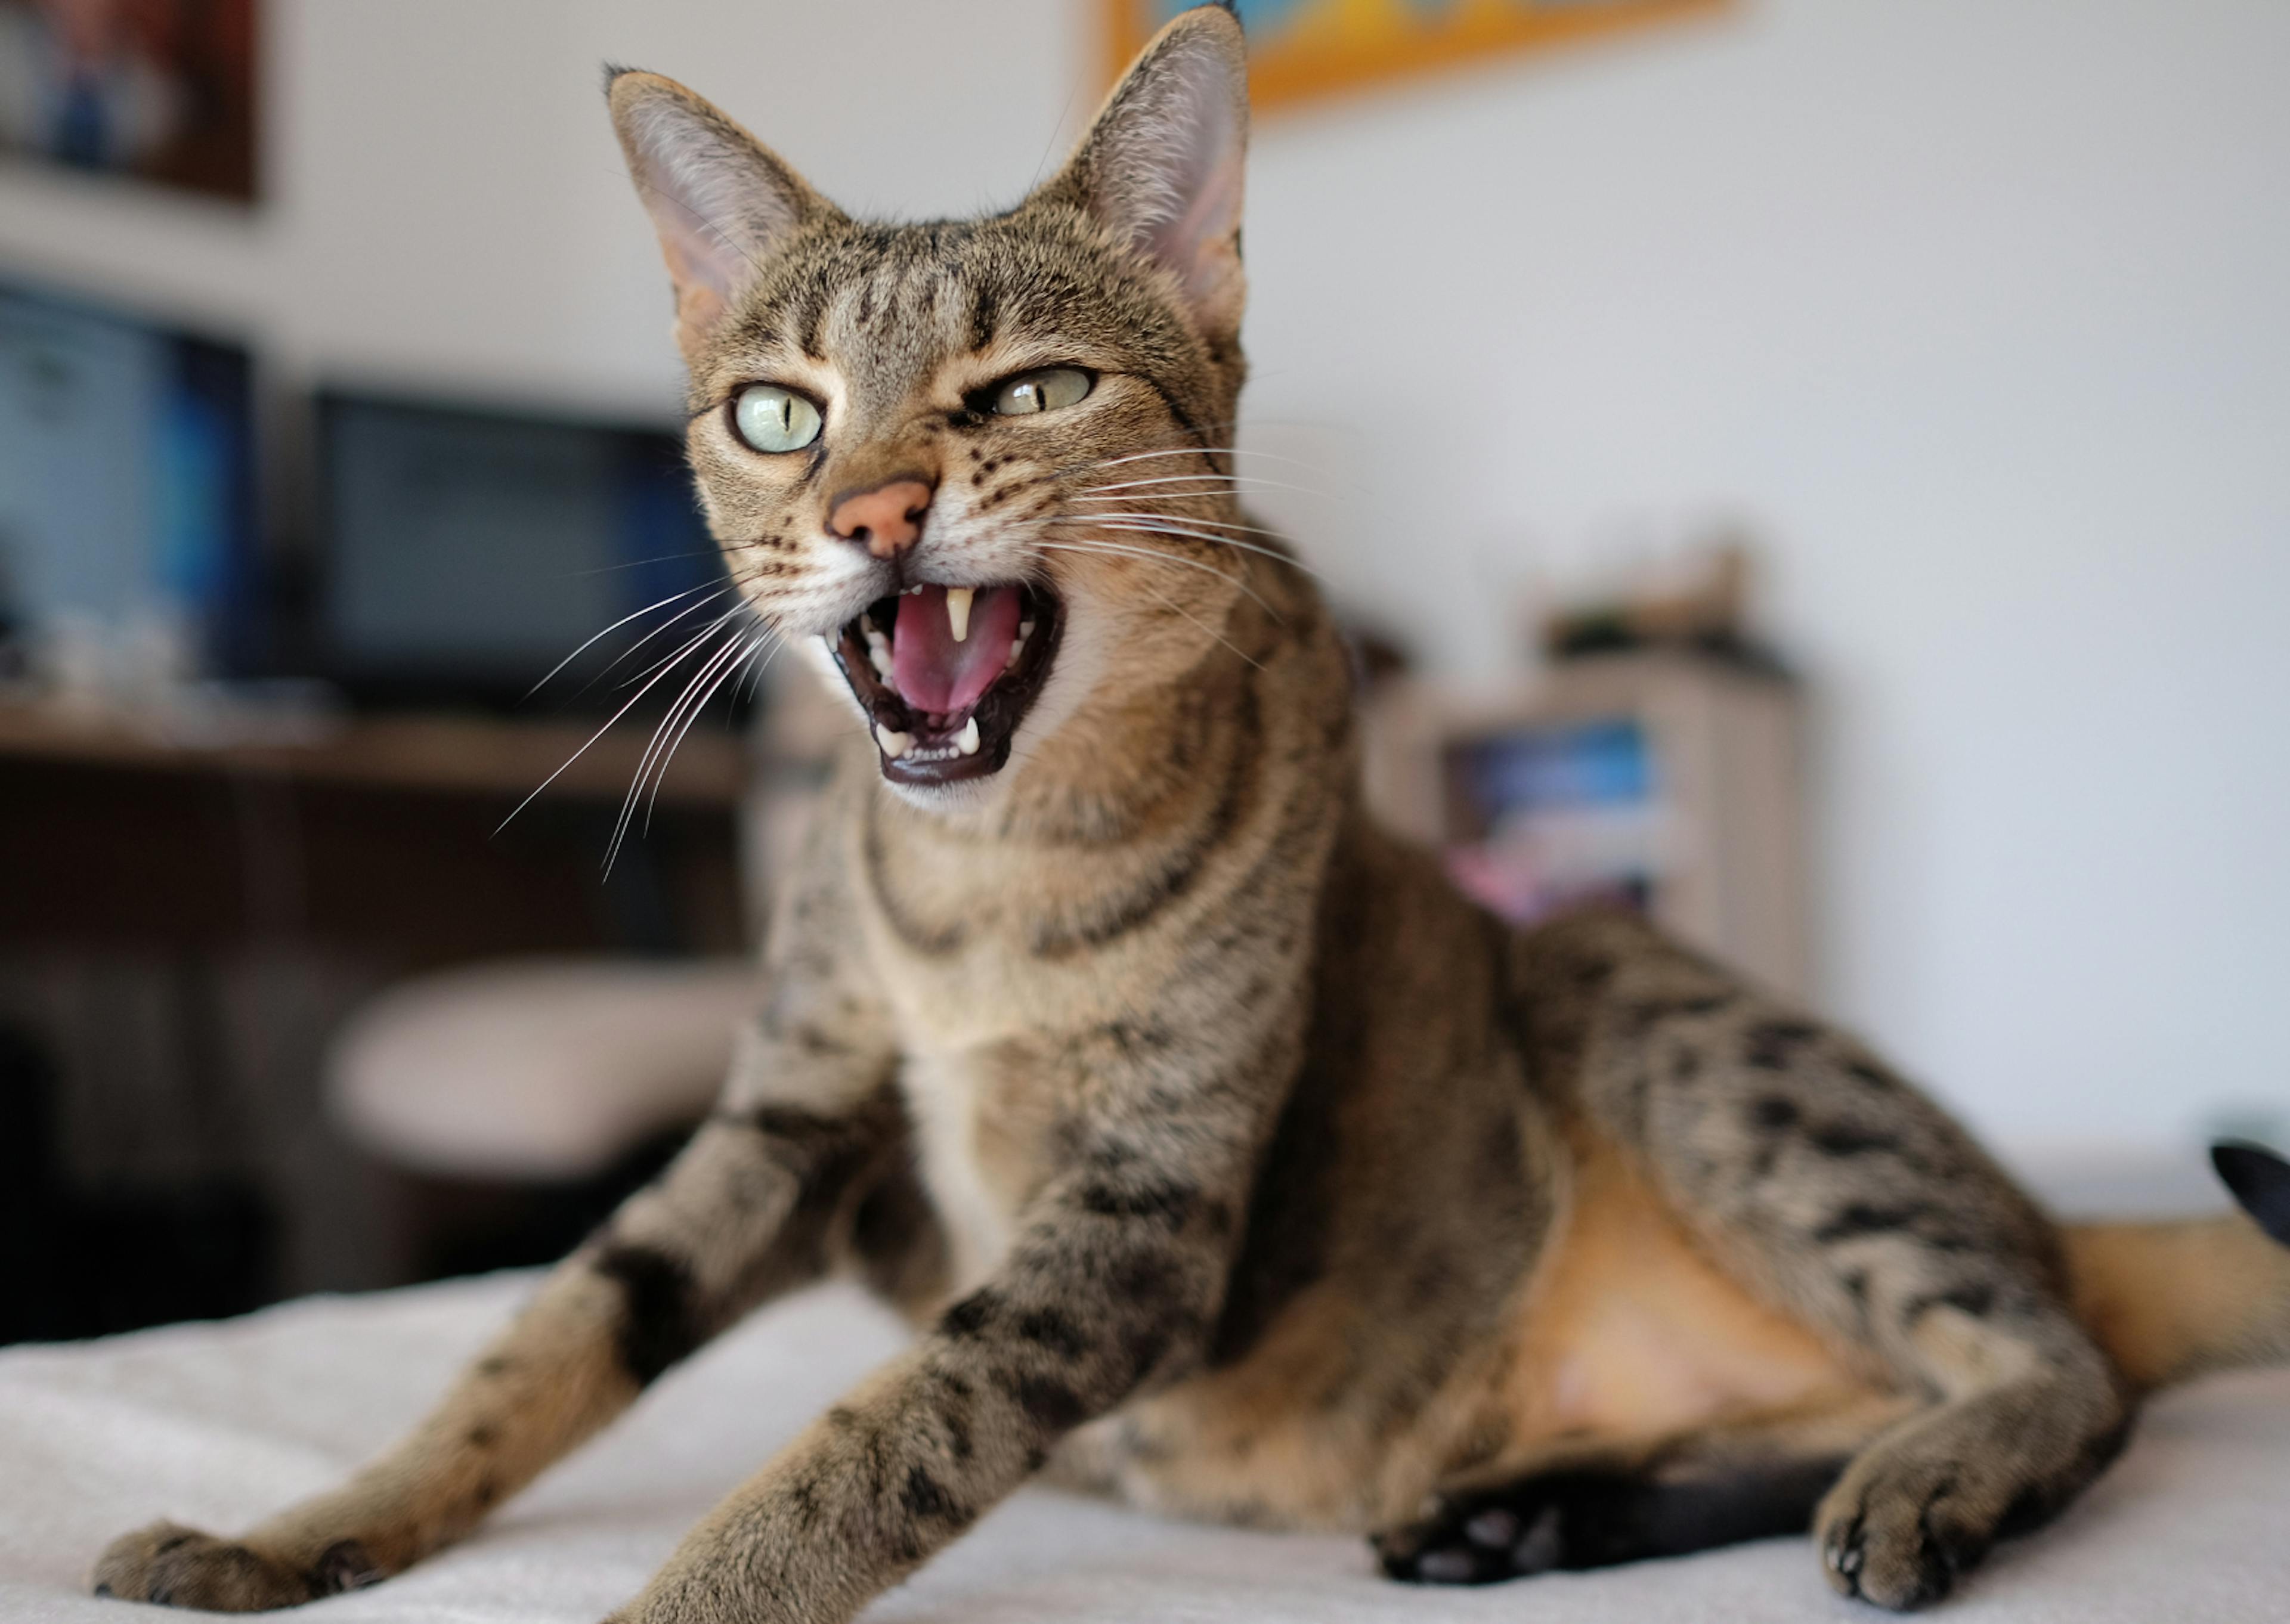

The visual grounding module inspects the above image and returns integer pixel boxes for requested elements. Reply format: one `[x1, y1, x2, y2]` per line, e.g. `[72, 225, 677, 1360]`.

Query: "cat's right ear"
[605, 68, 837, 363]
[1031, 5, 1250, 349]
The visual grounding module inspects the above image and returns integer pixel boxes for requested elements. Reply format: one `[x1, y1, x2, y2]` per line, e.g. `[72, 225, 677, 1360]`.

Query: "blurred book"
[1364, 650, 1808, 1000]
[1444, 715, 1661, 924]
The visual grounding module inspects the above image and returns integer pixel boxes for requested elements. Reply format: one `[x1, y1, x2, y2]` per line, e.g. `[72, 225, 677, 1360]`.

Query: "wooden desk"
[0, 701, 753, 1296]
[0, 701, 750, 960]
[0, 702, 745, 807]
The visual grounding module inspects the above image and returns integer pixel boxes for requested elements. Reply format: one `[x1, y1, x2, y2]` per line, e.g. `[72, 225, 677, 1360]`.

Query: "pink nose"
[827, 478, 934, 557]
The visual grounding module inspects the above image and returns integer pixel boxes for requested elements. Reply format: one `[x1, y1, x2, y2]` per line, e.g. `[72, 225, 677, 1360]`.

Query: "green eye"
[991, 367, 1093, 417]
[731, 383, 822, 453]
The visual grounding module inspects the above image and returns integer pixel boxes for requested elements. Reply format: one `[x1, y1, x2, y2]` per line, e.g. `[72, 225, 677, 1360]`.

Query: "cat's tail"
[2062, 1142, 2290, 1391]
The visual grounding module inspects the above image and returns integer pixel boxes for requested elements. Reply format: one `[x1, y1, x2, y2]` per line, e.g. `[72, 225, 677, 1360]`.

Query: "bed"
[5, 1174, 2288, 1623]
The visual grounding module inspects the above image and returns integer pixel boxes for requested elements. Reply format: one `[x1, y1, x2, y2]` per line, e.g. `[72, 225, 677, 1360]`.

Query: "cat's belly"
[1057, 1138, 1870, 1533]
[1485, 1139, 1861, 1448]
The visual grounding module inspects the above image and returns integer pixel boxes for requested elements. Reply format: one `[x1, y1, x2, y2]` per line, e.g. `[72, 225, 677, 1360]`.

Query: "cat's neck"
[1005, 573, 1335, 845]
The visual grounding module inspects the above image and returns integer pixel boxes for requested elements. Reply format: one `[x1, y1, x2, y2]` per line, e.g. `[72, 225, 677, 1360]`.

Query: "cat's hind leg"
[1376, 1393, 1911, 1584]
[1507, 912, 2135, 1610]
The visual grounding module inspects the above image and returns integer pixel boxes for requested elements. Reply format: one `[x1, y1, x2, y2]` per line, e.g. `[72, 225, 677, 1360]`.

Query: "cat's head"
[607, 6, 1253, 814]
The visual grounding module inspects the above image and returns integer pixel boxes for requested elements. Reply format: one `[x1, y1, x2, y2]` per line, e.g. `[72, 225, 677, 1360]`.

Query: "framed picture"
[1104, 0, 1730, 113]
[0, 0, 259, 202]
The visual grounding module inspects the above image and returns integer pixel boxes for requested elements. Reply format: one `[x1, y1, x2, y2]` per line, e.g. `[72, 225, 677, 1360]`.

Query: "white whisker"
[1064, 506, 1295, 538]
[1066, 518, 1330, 584]
[1035, 537, 1240, 587]
[604, 618, 757, 873]
[494, 616, 732, 837]
[622, 618, 757, 821]
[738, 632, 776, 704]
[558, 548, 725, 580]
[1134, 578, 1262, 670]
[643, 631, 780, 838]
[1086, 445, 1356, 481]
[611, 631, 744, 861]
[1076, 472, 1341, 503]
[524, 582, 722, 702]
[1035, 537, 1277, 615]
[609, 599, 748, 692]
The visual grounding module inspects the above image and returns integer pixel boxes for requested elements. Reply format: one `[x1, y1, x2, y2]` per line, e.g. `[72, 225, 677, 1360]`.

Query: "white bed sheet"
[4, 1270, 2286, 1623]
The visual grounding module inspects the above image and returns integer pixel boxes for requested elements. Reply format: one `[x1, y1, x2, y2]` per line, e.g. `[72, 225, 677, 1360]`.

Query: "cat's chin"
[879, 772, 1011, 818]
[824, 580, 1064, 792]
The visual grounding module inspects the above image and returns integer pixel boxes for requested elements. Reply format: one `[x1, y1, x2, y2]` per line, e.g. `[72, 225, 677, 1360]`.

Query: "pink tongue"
[890, 585, 1024, 717]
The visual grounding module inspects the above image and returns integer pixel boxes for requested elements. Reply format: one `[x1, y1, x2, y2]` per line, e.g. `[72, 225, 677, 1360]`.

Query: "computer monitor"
[312, 389, 734, 713]
[0, 278, 260, 675]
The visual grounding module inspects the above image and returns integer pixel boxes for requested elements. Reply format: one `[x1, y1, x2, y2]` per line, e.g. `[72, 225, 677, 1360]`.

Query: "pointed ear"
[605, 68, 839, 364]
[1036, 5, 1249, 345]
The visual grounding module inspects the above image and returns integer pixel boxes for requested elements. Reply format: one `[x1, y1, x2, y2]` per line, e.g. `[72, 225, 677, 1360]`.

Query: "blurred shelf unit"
[1360, 650, 1810, 1003]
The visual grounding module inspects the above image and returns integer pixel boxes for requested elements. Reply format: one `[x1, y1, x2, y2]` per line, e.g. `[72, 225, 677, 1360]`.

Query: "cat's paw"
[1371, 1486, 1573, 1585]
[1815, 1455, 1989, 1611]
[89, 1521, 370, 1611]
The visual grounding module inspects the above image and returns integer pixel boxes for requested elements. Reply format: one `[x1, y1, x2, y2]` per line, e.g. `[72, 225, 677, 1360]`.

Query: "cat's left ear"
[606, 68, 840, 364]
[1035, 4, 1249, 346]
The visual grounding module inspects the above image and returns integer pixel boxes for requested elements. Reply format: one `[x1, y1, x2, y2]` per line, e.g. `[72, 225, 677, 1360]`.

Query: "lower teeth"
[850, 596, 1039, 771]
[875, 718, 983, 764]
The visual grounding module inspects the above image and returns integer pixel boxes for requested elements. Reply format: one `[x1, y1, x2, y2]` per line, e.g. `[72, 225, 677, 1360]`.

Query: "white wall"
[1240, 0, 2290, 1157]
[4, 0, 2285, 1158]
[0, 0, 1085, 411]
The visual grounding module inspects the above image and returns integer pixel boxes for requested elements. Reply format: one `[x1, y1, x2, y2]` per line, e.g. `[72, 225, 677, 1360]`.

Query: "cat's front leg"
[92, 816, 908, 1611]
[604, 1124, 1251, 1624]
[90, 1074, 912, 1611]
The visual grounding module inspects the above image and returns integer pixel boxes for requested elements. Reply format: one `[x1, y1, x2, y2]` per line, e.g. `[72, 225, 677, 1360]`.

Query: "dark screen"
[315, 392, 729, 711]
[0, 280, 259, 674]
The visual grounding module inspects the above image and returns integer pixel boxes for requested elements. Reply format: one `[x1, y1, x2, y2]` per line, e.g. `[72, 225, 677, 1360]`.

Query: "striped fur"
[92, 8, 2290, 1620]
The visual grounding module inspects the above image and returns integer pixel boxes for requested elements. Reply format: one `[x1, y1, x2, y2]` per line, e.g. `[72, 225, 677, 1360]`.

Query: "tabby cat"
[92, 7, 2290, 1620]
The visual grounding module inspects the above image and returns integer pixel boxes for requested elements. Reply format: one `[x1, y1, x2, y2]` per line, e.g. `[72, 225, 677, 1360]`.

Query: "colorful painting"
[1106, 0, 1730, 112]
[0, 0, 259, 201]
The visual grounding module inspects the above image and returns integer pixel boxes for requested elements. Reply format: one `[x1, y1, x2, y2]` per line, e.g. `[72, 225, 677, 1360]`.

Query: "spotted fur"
[92, 8, 2290, 1620]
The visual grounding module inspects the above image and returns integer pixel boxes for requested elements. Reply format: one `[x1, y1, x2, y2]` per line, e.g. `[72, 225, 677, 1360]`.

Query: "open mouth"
[830, 581, 1063, 786]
